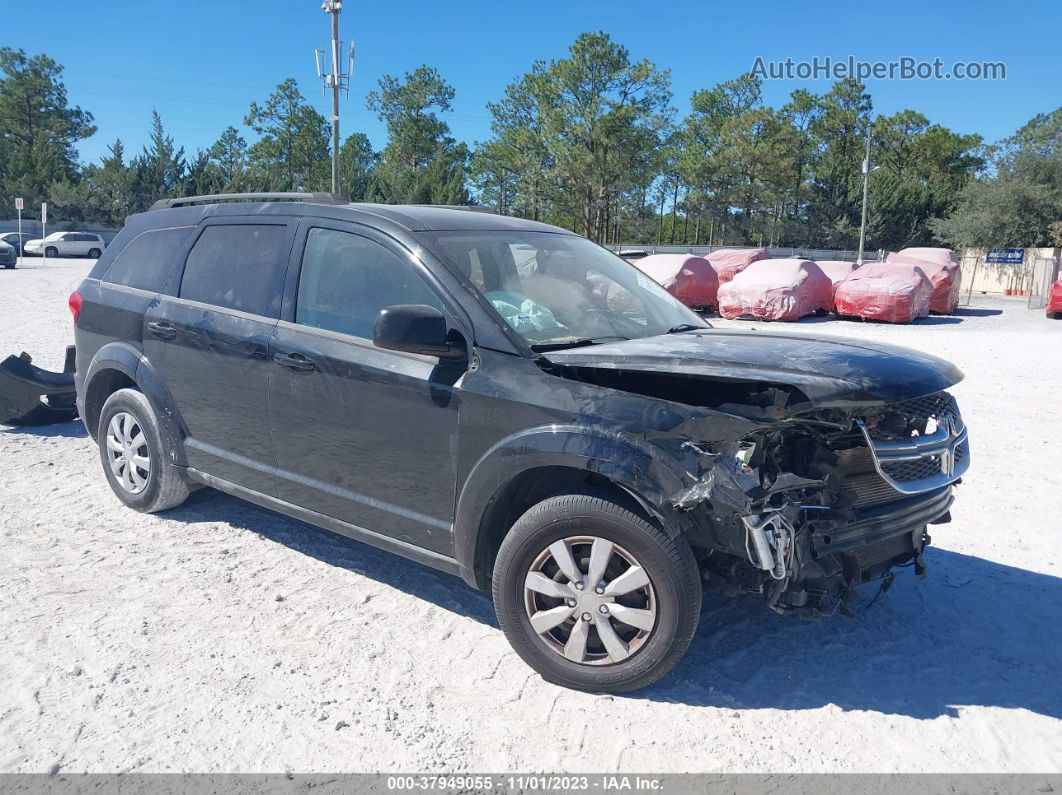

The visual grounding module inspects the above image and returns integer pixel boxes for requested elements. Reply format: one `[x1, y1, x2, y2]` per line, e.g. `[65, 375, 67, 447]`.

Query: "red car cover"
[706, 248, 770, 284]
[886, 248, 961, 314]
[631, 254, 719, 310]
[717, 259, 833, 321]
[1048, 280, 1062, 317]
[834, 262, 933, 323]
[812, 260, 861, 284]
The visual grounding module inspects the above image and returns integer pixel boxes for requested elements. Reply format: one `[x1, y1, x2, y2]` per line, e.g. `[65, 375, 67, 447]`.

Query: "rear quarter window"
[102, 227, 193, 292]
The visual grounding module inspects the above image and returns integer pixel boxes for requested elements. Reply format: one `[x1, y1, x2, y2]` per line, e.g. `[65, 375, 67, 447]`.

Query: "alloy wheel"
[523, 535, 657, 665]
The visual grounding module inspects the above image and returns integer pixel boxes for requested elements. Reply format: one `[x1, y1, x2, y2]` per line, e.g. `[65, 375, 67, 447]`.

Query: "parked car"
[69, 193, 969, 692]
[811, 260, 860, 285]
[631, 254, 719, 311]
[886, 249, 961, 314]
[1047, 279, 1062, 319]
[0, 240, 15, 269]
[0, 231, 34, 256]
[834, 262, 934, 323]
[705, 247, 770, 283]
[717, 259, 834, 321]
[24, 231, 106, 259]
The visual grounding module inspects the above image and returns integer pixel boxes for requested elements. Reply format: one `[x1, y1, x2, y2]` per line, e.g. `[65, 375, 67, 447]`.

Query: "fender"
[80, 340, 190, 467]
[453, 423, 702, 586]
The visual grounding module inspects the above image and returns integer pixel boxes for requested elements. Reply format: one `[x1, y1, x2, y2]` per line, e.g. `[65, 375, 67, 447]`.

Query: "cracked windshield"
[425, 231, 706, 349]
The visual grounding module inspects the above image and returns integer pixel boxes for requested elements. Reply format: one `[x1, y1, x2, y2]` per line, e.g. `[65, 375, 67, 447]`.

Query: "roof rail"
[149, 192, 347, 211]
[408, 204, 497, 214]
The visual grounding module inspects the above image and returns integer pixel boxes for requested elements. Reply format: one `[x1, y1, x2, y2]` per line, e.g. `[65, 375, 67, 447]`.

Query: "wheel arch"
[80, 342, 188, 466]
[454, 426, 691, 589]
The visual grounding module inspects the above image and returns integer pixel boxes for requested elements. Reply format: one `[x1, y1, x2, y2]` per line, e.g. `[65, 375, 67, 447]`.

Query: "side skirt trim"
[184, 467, 463, 579]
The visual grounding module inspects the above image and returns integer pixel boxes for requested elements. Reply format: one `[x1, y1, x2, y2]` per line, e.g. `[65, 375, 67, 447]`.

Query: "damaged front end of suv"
[543, 330, 969, 619]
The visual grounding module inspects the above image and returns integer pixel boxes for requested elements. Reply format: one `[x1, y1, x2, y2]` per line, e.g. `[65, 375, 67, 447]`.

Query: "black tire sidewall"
[97, 390, 166, 512]
[88, 249, 101, 258]
[45, 247, 58, 258]
[493, 496, 699, 692]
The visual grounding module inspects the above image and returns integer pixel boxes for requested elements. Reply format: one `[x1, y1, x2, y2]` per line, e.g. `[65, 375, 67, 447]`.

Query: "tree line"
[1, 37, 1059, 251]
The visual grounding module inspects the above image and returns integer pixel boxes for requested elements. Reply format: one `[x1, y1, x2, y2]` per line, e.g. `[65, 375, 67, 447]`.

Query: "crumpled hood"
[542, 328, 963, 407]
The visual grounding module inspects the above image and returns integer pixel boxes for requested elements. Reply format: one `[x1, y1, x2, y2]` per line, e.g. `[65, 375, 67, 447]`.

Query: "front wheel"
[44, 246, 58, 258]
[492, 493, 701, 692]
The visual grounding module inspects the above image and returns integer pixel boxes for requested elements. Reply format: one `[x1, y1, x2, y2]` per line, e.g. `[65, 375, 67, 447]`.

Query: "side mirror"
[373, 304, 463, 360]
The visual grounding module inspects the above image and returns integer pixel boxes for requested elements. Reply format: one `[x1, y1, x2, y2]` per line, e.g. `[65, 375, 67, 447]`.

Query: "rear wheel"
[492, 493, 701, 692]
[87, 248, 101, 258]
[98, 388, 189, 513]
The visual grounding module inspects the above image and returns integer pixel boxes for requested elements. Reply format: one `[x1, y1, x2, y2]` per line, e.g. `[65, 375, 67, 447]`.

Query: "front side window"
[103, 227, 192, 291]
[295, 227, 442, 340]
[179, 224, 288, 316]
[422, 231, 705, 348]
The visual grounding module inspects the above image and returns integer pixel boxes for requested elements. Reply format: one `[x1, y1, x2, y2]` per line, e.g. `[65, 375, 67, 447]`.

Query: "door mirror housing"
[373, 304, 463, 359]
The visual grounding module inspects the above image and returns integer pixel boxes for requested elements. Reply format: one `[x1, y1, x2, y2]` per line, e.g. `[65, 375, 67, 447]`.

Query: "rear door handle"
[147, 321, 176, 340]
[272, 352, 316, 372]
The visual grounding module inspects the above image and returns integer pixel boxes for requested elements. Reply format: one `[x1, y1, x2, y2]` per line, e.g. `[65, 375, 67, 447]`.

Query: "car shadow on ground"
[165, 487, 499, 625]
[1, 419, 87, 438]
[649, 546, 1061, 720]
[163, 489, 1060, 721]
[954, 307, 1004, 317]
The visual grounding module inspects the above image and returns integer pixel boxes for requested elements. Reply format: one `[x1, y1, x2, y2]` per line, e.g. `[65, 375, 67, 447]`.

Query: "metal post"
[329, 2, 341, 195]
[41, 202, 47, 266]
[16, 205, 22, 265]
[857, 124, 872, 265]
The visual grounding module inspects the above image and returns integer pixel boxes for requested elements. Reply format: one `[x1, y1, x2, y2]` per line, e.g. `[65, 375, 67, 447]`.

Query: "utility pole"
[316, 0, 352, 196]
[857, 122, 873, 265]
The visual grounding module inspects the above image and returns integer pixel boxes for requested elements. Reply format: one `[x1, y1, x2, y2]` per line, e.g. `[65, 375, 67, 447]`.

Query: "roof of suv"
[136, 195, 570, 236]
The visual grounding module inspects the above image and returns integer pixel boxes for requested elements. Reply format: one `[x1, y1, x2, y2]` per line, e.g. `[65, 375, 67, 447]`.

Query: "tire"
[87, 248, 101, 258]
[492, 493, 701, 693]
[45, 246, 58, 258]
[97, 388, 189, 513]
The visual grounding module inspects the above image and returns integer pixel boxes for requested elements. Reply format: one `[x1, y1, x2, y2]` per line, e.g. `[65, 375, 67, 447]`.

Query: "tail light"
[68, 289, 83, 324]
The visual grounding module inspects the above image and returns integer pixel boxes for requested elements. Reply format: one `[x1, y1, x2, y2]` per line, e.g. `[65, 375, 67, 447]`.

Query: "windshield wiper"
[666, 323, 705, 334]
[529, 336, 630, 352]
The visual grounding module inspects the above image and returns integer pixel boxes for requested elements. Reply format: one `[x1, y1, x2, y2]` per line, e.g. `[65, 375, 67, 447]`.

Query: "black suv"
[72, 193, 969, 691]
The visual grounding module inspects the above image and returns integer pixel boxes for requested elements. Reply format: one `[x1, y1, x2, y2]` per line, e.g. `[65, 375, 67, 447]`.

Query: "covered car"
[886, 248, 961, 314]
[717, 258, 833, 321]
[812, 260, 860, 285]
[631, 254, 719, 310]
[1048, 280, 1062, 319]
[705, 247, 770, 284]
[834, 262, 933, 323]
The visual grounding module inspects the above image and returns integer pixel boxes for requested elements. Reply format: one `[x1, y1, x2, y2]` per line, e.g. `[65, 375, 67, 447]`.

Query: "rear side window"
[179, 224, 289, 317]
[295, 227, 442, 340]
[102, 227, 192, 291]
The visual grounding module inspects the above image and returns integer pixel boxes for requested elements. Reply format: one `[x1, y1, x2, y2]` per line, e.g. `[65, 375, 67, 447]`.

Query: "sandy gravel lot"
[1, 258, 1060, 773]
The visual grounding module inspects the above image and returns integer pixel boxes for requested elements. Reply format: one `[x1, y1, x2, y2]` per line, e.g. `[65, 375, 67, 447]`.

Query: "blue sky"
[5, 0, 1060, 166]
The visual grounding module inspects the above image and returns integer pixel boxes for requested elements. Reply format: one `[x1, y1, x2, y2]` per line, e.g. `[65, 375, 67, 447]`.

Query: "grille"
[881, 456, 943, 482]
[858, 390, 969, 494]
[880, 391, 962, 429]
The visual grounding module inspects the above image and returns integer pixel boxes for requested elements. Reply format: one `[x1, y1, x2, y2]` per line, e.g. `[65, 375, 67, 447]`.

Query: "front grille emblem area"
[857, 393, 969, 495]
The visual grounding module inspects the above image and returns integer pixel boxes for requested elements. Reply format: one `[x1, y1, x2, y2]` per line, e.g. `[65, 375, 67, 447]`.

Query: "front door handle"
[272, 352, 316, 372]
[147, 321, 176, 340]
